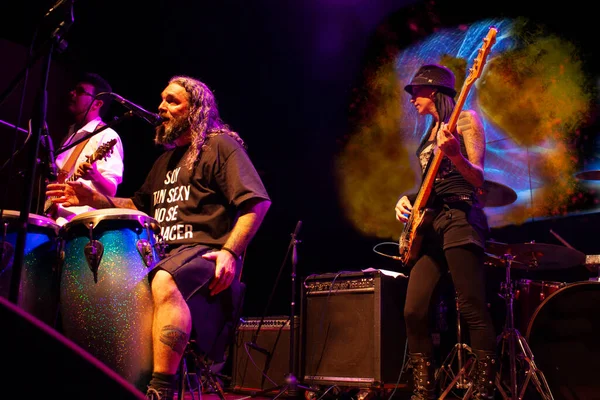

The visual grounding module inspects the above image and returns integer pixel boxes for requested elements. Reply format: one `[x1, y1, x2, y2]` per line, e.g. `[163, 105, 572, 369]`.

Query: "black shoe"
[145, 387, 174, 400]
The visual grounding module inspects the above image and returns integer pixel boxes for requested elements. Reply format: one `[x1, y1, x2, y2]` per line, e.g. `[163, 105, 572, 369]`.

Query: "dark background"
[1, 0, 599, 323]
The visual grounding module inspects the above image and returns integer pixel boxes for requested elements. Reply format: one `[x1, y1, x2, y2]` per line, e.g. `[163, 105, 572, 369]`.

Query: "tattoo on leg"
[159, 325, 189, 355]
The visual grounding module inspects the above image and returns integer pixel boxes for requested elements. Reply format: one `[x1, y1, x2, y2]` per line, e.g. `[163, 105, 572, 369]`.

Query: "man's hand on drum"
[395, 195, 413, 223]
[202, 249, 237, 296]
[46, 181, 95, 207]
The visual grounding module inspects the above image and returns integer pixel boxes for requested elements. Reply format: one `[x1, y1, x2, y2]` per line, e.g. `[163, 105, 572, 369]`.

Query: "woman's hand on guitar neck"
[437, 123, 461, 158]
[395, 195, 413, 223]
[46, 181, 96, 208]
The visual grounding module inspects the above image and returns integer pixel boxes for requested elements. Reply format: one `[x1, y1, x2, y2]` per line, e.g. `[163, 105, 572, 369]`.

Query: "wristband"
[221, 246, 240, 259]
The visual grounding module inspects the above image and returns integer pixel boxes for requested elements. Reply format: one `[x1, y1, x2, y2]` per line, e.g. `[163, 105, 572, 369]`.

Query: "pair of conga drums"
[0, 208, 162, 392]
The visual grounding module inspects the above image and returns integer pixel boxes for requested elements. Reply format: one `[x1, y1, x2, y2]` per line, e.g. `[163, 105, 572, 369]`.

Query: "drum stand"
[177, 340, 229, 400]
[438, 292, 476, 400]
[495, 254, 554, 400]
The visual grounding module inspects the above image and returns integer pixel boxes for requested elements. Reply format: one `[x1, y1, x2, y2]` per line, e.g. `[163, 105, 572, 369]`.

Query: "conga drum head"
[64, 208, 159, 231]
[526, 281, 600, 399]
[0, 210, 60, 326]
[1, 209, 60, 232]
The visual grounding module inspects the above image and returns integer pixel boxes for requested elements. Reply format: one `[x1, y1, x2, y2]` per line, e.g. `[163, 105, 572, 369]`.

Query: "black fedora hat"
[404, 64, 456, 97]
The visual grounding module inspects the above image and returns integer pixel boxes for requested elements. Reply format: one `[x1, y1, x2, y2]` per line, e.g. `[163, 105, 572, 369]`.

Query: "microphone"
[292, 220, 302, 265]
[245, 341, 270, 356]
[292, 220, 302, 238]
[42, 125, 58, 182]
[44, 0, 71, 18]
[32, 117, 58, 181]
[110, 93, 165, 126]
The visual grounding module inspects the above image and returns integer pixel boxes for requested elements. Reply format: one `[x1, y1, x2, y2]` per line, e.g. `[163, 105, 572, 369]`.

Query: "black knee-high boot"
[471, 349, 498, 400]
[409, 353, 436, 400]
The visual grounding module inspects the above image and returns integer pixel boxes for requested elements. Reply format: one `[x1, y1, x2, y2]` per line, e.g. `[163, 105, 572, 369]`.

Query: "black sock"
[149, 372, 176, 390]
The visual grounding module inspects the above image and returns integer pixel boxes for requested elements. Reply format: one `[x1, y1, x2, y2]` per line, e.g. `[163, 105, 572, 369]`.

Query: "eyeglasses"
[72, 86, 95, 97]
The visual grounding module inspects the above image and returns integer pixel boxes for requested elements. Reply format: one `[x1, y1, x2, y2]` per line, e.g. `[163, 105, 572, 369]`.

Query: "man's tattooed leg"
[159, 325, 189, 355]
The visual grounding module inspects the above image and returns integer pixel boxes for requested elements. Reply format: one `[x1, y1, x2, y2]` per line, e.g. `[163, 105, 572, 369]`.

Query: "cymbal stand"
[495, 254, 554, 400]
[438, 292, 476, 399]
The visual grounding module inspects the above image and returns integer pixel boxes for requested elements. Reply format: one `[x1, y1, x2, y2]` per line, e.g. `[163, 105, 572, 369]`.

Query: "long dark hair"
[166, 76, 246, 169]
[417, 91, 456, 151]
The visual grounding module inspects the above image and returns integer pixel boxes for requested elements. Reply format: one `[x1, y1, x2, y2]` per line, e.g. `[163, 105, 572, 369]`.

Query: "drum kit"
[0, 207, 164, 393]
[438, 175, 600, 400]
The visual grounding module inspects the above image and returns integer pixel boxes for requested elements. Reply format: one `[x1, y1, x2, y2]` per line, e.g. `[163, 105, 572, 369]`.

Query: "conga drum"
[0, 210, 61, 327]
[59, 208, 161, 391]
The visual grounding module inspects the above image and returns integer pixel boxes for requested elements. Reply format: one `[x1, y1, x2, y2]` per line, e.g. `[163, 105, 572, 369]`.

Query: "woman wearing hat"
[395, 64, 497, 400]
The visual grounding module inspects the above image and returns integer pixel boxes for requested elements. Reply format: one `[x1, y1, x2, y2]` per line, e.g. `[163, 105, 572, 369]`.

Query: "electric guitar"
[44, 138, 118, 217]
[397, 26, 497, 267]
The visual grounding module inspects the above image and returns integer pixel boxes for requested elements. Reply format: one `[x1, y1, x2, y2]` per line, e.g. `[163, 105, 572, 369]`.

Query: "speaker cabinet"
[300, 270, 408, 388]
[230, 316, 299, 394]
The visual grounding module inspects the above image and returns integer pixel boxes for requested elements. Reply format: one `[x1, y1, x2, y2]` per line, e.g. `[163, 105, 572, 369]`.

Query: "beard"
[155, 115, 191, 146]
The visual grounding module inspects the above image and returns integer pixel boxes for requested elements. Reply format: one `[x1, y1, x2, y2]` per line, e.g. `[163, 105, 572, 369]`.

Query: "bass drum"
[526, 281, 600, 400]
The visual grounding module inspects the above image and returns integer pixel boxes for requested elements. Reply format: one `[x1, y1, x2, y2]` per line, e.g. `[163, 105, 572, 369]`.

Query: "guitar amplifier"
[230, 316, 299, 394]
[300, 270, 409, 388]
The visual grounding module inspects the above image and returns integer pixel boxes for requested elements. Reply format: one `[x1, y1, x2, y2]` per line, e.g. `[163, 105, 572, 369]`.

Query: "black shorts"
[429, 202, 489, 251]
[151, 244, 244, 362]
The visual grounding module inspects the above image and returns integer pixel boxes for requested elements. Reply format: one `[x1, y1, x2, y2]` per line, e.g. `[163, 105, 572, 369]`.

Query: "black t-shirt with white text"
[132, 134, 270, 248]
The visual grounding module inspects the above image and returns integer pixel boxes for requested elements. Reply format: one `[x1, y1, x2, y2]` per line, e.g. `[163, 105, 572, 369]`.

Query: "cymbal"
[484, 252, 529, 269]
[575, 170, 600, 180]
[485, 241, 586, 270]
[476, 180, 517, 208]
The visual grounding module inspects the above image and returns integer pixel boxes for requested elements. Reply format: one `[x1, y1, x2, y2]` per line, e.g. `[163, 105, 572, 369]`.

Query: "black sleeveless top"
[416, 127, 475, 203]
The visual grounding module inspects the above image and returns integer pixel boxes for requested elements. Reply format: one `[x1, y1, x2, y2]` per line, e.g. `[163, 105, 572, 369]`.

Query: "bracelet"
[221, 246, 240, 259]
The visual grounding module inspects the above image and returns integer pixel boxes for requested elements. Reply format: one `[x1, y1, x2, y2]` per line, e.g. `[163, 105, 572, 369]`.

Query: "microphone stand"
[250, 221, 317, 400]
[245, 223, 298, 362]
[0, 1, 72, 109]
[8, 1, 74, 304]
[54, 111, 134, 156]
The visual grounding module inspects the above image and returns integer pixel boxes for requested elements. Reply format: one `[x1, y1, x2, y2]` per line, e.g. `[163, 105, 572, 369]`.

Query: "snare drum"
[59, 209, 161, 391]
[526, 282, 600, 400]
[514, 278, 565, 334]
[0, 210, 60, 326]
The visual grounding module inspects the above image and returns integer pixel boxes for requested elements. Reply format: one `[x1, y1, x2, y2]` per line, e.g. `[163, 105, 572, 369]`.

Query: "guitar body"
[398, 207, 436, 267]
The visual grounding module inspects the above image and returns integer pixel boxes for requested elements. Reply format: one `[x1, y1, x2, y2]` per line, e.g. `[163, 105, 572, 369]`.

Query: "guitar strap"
[44, 134, 91, 217]
[59, 120, 108, 176]
[60, 136, 91, 177]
